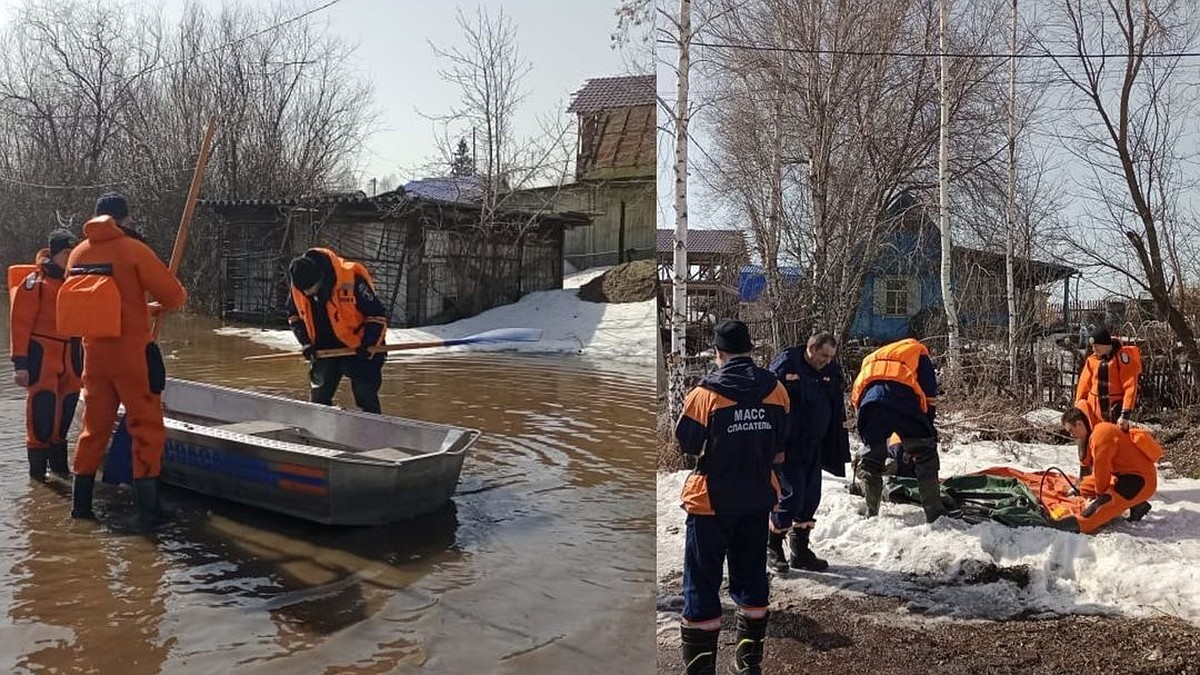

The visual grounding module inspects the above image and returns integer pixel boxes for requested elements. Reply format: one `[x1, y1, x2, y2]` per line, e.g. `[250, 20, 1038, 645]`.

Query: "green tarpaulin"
[885, 473, 1050, 528]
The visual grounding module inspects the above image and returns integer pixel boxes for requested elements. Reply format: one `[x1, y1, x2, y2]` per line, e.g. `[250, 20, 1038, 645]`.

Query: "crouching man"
[1053, 407, 1158, 533]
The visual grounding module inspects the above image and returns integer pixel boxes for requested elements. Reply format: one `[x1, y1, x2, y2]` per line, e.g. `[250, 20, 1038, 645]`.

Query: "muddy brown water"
[0, 314, 655, 674]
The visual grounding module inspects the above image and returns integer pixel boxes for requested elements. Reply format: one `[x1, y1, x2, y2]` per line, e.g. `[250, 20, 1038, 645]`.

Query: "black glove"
[355, 344, 373, 359]
[301, 344, 317, 362]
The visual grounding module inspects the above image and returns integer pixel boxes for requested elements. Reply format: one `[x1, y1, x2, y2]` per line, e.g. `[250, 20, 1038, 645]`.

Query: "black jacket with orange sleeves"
[675, 356, 790, 516]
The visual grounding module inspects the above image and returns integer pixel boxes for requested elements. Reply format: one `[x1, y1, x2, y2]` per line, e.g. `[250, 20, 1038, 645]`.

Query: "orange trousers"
[1074, 472, 1156, 534]
[73, 341, 166, 479]
[24, 334, 82, 450]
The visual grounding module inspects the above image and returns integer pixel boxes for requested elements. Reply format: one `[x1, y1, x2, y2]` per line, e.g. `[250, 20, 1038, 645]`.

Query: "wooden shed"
[203, 191, 591, 327]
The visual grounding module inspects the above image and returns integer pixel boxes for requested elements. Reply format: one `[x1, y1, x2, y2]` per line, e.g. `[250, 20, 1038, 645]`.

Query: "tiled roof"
[568, 75, 655, 115]
[402, 176, 483, 204]
[657, 228, 746, 255]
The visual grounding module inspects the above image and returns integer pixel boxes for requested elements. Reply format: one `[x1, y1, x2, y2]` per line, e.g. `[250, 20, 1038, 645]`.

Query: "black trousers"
[309, 354, 385, 414]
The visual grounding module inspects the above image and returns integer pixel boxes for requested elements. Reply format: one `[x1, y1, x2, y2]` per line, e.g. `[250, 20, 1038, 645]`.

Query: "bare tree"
[0, 0, 374, 312]
[699, 0, 1013, 359]
[612, 0, 654, 74]
[1039, 0, 1200, 378]
[428, 7, 532, 219]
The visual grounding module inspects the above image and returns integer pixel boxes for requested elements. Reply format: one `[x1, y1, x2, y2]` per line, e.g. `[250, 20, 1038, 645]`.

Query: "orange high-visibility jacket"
[1075, 344, 1142, 416]
[289, 247, 387, 349]
[850, 339, 932, 413]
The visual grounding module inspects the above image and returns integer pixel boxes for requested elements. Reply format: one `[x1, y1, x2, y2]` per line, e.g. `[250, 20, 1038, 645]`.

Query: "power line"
[660, 38, 1200, 61]
[0, 175, 131, 190]
[0, 0, 347, 190]
[131, 0, 346, 82]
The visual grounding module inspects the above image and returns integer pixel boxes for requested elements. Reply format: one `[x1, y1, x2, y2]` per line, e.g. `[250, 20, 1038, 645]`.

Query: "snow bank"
[658, 437, 1200, 626]
[216, 267, 654, 362]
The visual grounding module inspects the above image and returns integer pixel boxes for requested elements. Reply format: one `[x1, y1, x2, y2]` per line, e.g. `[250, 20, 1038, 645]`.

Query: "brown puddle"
[0, 314, 655, 674]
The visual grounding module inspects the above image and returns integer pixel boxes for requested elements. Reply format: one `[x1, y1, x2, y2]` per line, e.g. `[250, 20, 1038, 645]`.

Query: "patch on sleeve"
[1120, 352, 1130, 364]
[23, 273, 36, 290]
[356, 280, 377, 302]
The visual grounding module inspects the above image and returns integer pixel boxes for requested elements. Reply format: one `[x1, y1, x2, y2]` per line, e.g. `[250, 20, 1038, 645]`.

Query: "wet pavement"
[0, 314, 655, 674]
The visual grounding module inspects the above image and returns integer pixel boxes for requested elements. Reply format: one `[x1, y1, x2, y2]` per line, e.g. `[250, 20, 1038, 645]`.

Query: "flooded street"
[0, 315, 655, 674]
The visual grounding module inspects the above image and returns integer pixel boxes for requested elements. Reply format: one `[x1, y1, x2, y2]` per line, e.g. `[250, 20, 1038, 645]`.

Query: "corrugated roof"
[657, 228, 746, 255]
[200, 190, 593, 226]
[568, 75, 655, 115]
[402, 176, 483, 203]
[198, 190, 403, 208]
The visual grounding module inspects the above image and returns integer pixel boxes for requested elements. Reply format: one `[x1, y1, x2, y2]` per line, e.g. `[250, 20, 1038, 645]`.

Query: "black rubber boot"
[47, 443, 70, 478]
[911, 445, 948, 524]
[1127, 502, 1152, 522]
[1049, 516, 1080, 533]
[133, 477, 164, 531]
[766, 531, 789, 572]
[71, 474, 96, 520]
[857, 464, 884, 517]
[728, 612, 768, 675]
[680, 625, 719, 675]
[788, 528, 828, 572]
[27, 448, 48, 482]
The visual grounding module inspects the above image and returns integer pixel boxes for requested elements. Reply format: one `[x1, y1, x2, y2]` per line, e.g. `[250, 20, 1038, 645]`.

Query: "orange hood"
[82, 215, 125, 243]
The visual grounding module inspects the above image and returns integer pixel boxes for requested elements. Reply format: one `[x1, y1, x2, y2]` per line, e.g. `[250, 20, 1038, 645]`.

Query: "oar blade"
[450, 327, 543, 345]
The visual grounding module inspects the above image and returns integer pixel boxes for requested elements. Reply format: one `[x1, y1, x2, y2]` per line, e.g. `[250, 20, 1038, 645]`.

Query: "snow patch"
[658, 437, 1200, 625]
[216, 267, 653, 362]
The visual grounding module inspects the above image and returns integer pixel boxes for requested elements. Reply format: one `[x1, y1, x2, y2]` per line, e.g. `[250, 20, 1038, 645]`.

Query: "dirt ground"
[578, 259, 656, 304]
[657, 589, 1200, 675]
[656, 401, 1200, 674]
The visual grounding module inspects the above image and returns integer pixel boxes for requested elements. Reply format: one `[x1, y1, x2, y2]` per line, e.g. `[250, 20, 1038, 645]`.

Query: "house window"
[881, 276, 913, 317]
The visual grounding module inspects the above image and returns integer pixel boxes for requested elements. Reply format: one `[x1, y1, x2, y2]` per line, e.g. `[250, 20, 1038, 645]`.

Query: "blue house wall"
[736, 220, 1071, 342]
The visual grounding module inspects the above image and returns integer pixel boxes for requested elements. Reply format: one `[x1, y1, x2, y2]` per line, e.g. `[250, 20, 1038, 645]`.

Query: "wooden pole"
[153, 115, 217, 340]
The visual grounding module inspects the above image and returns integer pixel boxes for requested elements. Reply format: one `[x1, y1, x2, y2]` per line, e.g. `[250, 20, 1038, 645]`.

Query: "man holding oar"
[57, 193, 187, 528]
[286, 248, 388, 413]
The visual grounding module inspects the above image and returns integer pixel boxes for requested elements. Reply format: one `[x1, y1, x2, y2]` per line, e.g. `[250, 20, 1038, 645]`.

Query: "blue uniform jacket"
[768, 348, 852, 477]
[675, 356, 790, 515]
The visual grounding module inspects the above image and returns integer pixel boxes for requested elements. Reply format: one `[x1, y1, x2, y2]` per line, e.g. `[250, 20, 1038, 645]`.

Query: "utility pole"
[1005, 0, 1019, 384]
[938, 0, 962, 381]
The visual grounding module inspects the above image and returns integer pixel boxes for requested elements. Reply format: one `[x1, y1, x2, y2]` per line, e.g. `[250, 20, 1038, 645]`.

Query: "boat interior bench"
[212, 419, 420, 458]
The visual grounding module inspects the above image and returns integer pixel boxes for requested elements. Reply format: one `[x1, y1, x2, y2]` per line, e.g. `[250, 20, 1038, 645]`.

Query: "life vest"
[9, 250, 70, 346]
[56, 217, 124, 339]
[289, 248, 385, 349]
[850, 338, 931, 412]
[7, 249, 44, 308]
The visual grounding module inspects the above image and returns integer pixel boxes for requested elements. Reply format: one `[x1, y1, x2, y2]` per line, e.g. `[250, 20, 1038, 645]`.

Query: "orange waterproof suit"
[57, 216, 186, 479]
[1072, 423, 1159, 534]
[8, 250, 83, 471]
[1075, 343, 1141, 428]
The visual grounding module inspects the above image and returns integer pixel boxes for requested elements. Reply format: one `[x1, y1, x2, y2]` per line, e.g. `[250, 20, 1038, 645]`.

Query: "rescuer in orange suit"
[9, 230, 82, 481]
[1053, 407, 1157, 533]
[1075, 326, 1141, 431]
[57, 193, 187, 529]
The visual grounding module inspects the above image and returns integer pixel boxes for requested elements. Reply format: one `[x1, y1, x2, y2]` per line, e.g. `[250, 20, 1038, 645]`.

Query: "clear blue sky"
[0, 0, 643, 190]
